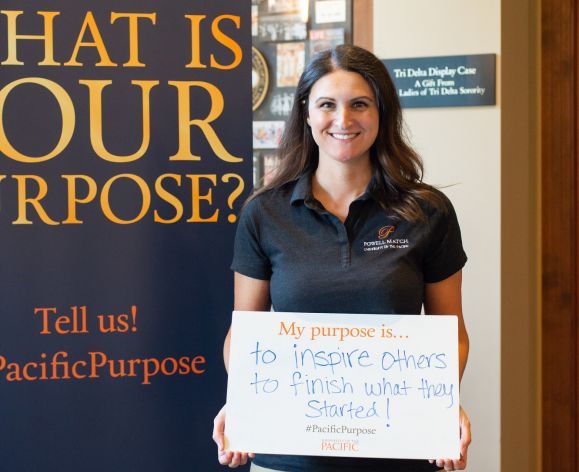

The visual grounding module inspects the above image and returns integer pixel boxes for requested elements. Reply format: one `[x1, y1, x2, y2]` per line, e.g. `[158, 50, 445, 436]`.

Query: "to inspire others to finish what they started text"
[236, 319, 456, 427]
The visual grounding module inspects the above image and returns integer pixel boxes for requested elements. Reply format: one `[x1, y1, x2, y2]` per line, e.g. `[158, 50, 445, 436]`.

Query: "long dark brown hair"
[252, 44, 445, 220]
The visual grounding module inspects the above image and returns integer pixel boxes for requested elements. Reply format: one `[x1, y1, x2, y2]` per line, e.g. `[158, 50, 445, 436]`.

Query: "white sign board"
[225, 311, 460, 460]
[315, 0, 347, 24]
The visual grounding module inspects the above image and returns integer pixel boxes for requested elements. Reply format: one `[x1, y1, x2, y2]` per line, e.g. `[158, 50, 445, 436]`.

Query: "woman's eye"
[319, 102, 335, 109]
[352, 101, 368, 109]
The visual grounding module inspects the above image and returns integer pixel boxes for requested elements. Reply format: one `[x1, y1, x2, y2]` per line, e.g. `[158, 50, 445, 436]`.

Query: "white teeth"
[331, 133, 357, 140]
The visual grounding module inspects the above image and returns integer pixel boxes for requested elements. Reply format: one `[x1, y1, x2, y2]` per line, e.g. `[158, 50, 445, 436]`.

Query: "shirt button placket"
[333, 219, 350, 268]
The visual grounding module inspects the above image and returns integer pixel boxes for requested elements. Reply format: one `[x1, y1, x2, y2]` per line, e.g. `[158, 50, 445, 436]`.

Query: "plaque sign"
[382, 54, 496, 108]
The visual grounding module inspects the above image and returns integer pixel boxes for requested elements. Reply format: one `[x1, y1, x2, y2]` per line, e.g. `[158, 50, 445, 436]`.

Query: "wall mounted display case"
[252, 0, 353, 187]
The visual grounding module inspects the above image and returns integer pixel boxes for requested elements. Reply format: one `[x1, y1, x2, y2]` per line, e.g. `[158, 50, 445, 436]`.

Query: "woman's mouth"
[329, 132, 359, 140]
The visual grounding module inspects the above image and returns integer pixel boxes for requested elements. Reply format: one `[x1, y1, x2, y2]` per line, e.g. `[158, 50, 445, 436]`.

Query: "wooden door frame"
[542, 0, 579, 469]
[353, 0, 373, 51]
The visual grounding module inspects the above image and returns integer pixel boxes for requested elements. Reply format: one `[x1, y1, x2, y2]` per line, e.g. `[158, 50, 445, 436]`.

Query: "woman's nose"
[334, 106, 352, 128]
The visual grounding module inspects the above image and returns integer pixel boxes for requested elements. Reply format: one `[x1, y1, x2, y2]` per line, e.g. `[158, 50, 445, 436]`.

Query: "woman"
[213, 44, 471, 472]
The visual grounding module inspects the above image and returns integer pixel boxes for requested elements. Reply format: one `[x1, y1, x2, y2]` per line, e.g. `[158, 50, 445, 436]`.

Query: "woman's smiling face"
[307, 69, 379, 166]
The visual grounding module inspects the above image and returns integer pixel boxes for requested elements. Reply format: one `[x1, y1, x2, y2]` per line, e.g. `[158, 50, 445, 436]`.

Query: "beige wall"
[373, 1, 541, 471]
[373, 1, 501, 470]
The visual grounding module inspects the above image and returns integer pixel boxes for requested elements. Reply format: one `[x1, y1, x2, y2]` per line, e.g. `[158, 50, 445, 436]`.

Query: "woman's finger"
[212, 405, 227, 451]
[228, 452, 239, 468]
[218, 450, 232, 466]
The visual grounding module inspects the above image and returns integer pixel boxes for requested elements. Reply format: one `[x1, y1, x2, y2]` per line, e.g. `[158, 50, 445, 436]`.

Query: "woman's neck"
[312, 159, 373, 221]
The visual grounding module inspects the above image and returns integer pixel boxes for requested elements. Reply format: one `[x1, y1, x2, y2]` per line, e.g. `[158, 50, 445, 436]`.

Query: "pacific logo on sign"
[321, 440, 359, 452]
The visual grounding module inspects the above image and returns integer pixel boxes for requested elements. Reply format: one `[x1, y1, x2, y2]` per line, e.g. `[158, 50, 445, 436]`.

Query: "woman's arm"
[424, 270, 471, 470]
[214, 272, 271, 468]
[223, 272, 271, 370]
[424, 270, 469, 380]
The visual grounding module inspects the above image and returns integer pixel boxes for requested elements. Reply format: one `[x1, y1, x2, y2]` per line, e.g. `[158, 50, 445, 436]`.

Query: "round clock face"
[252, 46, 269, 111]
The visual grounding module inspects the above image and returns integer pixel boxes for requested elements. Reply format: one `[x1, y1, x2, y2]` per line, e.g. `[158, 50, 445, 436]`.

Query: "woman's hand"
[212, 404, 255, 468]
[429, 406, 471, 471]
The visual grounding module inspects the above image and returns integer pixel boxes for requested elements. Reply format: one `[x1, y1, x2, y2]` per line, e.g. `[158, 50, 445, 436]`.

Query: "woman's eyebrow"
[314, 96, 336, 102]
[350, 96, 375, 101]
[314, 95, 374, 102]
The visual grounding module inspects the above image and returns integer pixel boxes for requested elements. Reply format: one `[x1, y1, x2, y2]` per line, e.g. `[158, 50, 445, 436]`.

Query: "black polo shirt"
[230, 173, 467, 472]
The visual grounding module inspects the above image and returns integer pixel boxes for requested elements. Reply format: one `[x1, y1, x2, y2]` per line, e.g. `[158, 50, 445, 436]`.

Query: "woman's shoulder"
[241, 180, 299, 218]
[247, 180, 299, 206]
[414, 184, 457, 217]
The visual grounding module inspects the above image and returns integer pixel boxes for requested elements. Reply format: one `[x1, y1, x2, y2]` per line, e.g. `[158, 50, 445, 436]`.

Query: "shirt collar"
[290, 173, 312, 206]
[290, 172, 378, 206]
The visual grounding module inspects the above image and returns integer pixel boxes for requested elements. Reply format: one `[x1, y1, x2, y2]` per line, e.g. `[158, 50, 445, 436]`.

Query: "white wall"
[373, 1, 501, 470]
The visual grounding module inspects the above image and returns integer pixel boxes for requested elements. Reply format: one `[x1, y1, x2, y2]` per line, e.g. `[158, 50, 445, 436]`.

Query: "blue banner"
[0, 2, 251, 470]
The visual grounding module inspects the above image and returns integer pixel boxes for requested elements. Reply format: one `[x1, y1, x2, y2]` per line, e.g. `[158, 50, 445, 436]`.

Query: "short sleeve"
[423, 194, 467, 283]
[230, 198, 272, 280]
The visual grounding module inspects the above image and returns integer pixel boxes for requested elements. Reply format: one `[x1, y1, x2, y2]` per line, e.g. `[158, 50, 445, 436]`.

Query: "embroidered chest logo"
[363, 225, 410, 252]
[378, 225, 396, 239]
